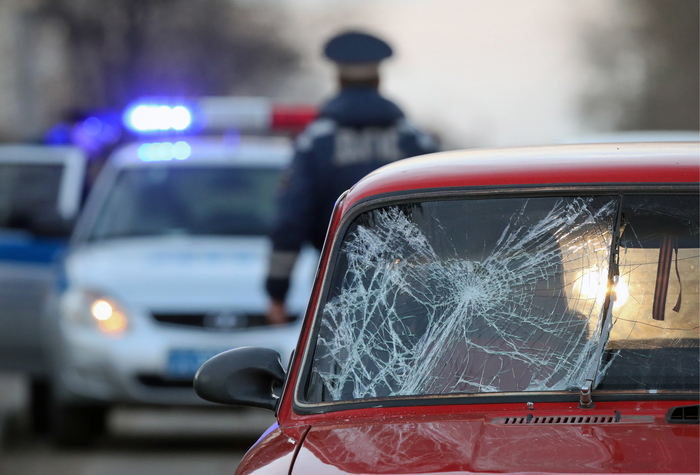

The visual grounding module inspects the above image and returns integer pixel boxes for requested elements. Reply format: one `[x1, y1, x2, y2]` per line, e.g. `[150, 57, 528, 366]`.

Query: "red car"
[195, 142, 700, 474]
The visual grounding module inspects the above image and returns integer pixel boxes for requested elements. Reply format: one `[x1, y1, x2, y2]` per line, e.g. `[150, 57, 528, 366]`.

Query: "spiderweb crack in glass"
[314, 198, 618, 400]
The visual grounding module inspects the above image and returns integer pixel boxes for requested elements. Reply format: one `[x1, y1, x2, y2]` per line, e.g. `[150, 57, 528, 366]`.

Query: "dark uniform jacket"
[266, 86, 438, 301]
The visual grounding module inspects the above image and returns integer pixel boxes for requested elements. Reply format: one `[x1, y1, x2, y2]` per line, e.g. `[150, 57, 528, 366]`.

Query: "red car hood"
[290, 406, 699, 474]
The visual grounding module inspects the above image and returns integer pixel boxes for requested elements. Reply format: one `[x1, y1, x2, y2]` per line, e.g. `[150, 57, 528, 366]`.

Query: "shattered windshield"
[88, 166, 280, 240]
[305, 194, 699, 403]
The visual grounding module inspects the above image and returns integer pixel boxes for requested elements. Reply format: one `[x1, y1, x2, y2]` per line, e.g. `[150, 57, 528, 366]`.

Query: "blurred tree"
[35, 0, 300, 110]
[582, 0, 699, 131]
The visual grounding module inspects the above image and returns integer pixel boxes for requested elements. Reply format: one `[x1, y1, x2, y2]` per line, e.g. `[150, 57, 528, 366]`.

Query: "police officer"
[265, 30, 438, 324]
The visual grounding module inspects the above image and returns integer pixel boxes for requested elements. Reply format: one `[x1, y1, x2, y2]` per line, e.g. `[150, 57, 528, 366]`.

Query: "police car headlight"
[60, 288, 129, 334]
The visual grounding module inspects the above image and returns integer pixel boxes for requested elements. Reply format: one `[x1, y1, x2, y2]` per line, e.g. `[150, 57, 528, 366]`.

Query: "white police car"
[40, 99, 318, 445]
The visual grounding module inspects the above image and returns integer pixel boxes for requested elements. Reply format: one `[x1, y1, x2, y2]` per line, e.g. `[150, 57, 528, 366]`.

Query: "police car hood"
[64, 236, 316, 311]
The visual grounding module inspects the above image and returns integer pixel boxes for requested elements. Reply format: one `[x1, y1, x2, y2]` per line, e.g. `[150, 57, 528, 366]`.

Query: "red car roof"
[340, 142, 700, 213]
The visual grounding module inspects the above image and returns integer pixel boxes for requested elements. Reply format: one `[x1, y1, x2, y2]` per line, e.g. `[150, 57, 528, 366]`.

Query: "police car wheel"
[49, 403, 108, 448]
[28, 378, 51, 435]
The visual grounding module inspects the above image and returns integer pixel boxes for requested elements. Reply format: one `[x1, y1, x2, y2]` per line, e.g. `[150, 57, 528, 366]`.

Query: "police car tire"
[49, 403, 108, 448]
[28, 378, 51, 435]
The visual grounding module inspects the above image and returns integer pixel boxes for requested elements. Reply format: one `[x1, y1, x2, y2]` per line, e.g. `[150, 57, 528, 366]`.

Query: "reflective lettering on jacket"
[333, 127, 401, 166]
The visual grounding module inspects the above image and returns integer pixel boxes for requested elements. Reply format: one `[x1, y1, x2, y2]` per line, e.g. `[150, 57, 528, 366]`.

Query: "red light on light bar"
[271, 105, 317, 133]
[131, 97, 318, 135]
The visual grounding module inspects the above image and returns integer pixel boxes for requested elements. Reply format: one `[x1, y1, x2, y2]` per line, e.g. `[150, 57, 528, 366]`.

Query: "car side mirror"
[193, 347, 285, 411]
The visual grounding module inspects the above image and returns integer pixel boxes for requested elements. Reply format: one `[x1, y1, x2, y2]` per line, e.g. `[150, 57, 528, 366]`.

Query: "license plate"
[166, 348, 229, 379]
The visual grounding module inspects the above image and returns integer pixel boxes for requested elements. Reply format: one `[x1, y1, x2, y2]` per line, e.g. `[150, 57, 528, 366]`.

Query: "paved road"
[0, 374, 275, 475]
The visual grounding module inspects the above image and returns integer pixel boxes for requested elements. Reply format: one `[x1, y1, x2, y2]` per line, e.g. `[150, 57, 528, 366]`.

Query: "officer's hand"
[267, 300, 289, 325]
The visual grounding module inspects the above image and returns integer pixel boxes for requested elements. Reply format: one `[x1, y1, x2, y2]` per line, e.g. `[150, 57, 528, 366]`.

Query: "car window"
[601, 195, 699, 391]
[87, 166, 281, 240]
[305, 194, 699, 403]
[0, 163, 64, 229]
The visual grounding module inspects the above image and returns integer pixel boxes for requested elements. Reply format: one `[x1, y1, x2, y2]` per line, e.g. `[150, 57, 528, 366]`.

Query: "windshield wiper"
[579, 197, 624, 409]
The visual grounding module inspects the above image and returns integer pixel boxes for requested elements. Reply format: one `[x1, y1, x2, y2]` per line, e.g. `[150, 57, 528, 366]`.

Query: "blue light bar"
[123, 103, 193, 133]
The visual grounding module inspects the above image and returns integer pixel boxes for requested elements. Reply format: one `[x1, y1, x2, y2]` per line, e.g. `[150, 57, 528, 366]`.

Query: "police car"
[0, 145, 85, 375]
[40, 98, 319, 446]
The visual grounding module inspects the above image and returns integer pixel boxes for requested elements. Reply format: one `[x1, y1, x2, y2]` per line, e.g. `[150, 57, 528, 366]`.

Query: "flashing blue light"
[124, 103, 193, 133]
[137, 141, 192, 161]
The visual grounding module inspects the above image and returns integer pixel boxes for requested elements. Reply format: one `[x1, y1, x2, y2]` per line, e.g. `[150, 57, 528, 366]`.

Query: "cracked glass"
[305, 194, 699, 403]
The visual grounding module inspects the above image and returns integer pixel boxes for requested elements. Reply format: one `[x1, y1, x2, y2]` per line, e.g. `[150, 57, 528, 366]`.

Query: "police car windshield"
[88, 166, 280, 240]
